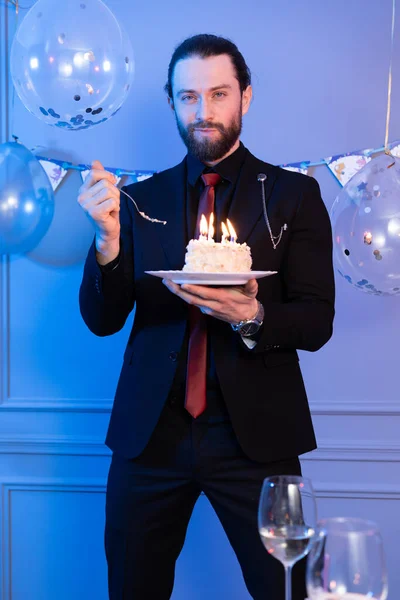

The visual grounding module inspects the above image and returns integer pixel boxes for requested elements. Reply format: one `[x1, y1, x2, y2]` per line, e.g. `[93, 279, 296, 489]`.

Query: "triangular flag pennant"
[80, 169, 123, 187]
[39, 160, 69, 191]
[133, 172, 155, 182]
[281, 166, 309, 175]
[389, 143, 400, 158]
[326, 154, 371, 187]
[280, 161, 309, 175]
[80, 169, 91, 183]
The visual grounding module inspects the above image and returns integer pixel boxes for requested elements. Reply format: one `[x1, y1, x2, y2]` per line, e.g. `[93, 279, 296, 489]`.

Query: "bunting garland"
[38, 159, 68, 192]
[79, 169, 124, 187]
[33, 139, 400, 193]
[326, 154, 372, 187]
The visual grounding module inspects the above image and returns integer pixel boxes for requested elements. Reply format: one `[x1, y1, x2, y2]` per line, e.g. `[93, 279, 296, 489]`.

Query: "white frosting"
[182, 237, 252, 273]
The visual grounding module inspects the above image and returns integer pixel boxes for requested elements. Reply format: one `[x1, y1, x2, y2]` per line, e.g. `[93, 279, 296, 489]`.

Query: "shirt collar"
[186, 141, 248, 187]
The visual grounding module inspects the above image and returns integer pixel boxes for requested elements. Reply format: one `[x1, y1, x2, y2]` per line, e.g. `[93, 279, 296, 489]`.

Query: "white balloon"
[331, 153, 400, 296]
[10, 0, 134, 131]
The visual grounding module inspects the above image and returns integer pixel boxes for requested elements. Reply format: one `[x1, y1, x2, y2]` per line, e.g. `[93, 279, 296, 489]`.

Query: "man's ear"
[168, 96, 175, 112]
[241, 85, 253, 116]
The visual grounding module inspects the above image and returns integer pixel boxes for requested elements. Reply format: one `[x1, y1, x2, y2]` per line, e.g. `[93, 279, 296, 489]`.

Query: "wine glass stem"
[284, 565, 292, 600]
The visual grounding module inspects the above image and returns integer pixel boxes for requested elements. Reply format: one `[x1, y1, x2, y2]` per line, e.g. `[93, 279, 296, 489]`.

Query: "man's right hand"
[77, 159, 121, 265]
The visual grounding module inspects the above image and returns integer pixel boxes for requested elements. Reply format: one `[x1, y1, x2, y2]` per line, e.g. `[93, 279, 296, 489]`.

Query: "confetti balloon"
[331, 152, 400, 296]
[0, 142, 54, 254]
[10, 0, 134, 131]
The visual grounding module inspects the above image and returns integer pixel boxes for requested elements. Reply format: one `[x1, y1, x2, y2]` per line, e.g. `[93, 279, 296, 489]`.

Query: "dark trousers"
[105, 403, 307, 599]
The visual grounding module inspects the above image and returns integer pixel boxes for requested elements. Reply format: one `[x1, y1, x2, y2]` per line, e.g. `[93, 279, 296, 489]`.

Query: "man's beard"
[175, 108, 242, 163]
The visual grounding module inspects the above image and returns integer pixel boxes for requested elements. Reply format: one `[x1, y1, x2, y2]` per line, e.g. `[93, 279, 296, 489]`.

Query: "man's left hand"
[162, 278, 259, 324]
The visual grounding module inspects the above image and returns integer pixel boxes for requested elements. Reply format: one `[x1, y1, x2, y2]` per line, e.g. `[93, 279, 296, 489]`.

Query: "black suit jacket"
[79, 149, 335, 462]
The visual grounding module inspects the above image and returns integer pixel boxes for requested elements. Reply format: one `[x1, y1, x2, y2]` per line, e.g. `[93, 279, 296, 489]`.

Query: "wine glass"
[258, 475, 317, 600]
[306, 517, 388, 600]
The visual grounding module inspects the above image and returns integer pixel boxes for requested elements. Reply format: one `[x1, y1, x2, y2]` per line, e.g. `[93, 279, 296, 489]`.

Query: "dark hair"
[164, 34, 251, 99]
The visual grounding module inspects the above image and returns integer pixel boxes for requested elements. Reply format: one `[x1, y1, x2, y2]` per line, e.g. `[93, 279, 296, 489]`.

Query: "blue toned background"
[1, 1, 399, 598]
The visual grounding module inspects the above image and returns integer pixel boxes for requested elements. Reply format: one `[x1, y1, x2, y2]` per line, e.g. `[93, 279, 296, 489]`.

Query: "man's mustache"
[188, 122, 225, 134]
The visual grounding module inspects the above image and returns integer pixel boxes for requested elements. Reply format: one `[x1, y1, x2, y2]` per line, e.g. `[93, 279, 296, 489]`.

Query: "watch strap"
[231, 301, 264, 336]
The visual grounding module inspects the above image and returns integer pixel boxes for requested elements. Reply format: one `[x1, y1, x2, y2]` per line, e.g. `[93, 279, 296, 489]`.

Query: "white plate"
[145, 270, 277, 285]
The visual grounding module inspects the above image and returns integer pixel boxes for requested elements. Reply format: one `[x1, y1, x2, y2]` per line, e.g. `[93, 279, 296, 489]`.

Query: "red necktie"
[185, 172, 222, 418]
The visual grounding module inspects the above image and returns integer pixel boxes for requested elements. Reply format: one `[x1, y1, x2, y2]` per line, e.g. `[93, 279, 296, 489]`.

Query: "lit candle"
[208, 212, 215, 241]
[199, 214, 208, 239]
[221, 222, 229, 244]
[226, 218, 237, 243]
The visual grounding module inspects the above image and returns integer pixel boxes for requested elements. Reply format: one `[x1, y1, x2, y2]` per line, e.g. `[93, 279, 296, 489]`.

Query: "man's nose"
[196, 98, 213, 122]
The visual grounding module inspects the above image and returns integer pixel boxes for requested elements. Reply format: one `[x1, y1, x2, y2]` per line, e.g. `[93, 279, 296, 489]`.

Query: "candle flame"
[226, 218, 237, 241]
[198, 214, 237, 242]
[200, 214, 208, 237]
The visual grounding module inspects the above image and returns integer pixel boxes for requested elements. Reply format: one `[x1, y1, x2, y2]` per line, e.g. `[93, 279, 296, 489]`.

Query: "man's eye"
[214, 92, 226, 98]
[182, 95, 195, 102]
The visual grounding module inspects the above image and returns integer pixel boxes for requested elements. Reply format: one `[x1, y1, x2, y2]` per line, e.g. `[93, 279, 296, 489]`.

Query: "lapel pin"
[257, 172, 287, 249]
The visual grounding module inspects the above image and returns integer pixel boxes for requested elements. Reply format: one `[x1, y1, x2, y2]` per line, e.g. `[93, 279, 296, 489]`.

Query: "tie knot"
[201, 172, 222, 188]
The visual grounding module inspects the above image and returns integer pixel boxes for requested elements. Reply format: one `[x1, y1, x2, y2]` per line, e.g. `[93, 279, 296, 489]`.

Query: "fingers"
[90, 198, 120, 222]
[244, 278, 258, 297]
[79, 178, 118, 204]
[78, 179, 120, 215]
[79, 160, 117, 192]
[180, 281, 258, 301]
[91, 159, 105, 170]
[180, 283, 222, 301]
[162, 279, 259, 324]
[82, 190, 120, 220]
[163, 280, 218, 310]
[83, 169, 117, 190]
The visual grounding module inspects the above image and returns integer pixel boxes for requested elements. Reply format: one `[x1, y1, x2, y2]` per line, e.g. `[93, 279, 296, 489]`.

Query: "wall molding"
[303, 440, 400, 462]
[1, 397, 400, 416]
[1, 434, 400, 462]
[313, 482, 400, 501]
[0, 434, 111, 456]
[1, 478, 106, 600]
[0, 397, 113, 413]
[310, 399, 400, 416]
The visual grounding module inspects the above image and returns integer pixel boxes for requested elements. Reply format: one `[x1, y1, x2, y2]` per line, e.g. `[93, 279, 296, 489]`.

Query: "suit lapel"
[228, 151, 278, 244]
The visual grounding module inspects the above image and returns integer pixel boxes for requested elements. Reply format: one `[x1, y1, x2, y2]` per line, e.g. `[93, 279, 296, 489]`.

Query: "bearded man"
[78, 33, 335, 600]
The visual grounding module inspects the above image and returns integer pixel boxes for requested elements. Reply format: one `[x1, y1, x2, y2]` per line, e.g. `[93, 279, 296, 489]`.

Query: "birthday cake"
[182, 238, 252, 273]
[182, 216, 252, 273]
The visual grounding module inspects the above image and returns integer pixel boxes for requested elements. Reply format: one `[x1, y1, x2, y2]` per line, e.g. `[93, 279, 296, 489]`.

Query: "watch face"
[240, 321, 260, 336]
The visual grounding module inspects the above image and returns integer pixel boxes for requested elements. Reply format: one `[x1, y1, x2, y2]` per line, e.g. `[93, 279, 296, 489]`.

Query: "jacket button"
[169, 395, 177, 406]
[169, 351, 178, 361]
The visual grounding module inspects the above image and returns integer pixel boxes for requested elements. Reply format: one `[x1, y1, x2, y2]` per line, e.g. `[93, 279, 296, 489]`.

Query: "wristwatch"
[231, 301, 265, 337]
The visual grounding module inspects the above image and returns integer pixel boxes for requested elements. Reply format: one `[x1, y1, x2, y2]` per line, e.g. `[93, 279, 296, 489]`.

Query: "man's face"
[170, 54, 252, 163]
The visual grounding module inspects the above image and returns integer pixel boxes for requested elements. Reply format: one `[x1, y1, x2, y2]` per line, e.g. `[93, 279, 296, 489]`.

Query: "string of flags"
[35, 139, 400, 193]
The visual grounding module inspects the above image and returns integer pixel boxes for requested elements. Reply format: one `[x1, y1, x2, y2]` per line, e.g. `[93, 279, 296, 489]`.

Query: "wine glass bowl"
[258, 475, 317, 600]
[306, 517, 388, 600]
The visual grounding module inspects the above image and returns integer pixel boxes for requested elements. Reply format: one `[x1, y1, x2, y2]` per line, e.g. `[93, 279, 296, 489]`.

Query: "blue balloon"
[0, 142, 54, 254]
